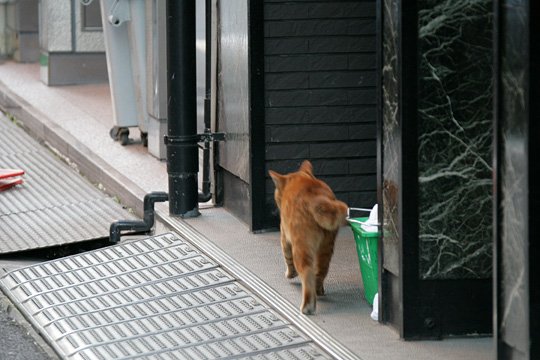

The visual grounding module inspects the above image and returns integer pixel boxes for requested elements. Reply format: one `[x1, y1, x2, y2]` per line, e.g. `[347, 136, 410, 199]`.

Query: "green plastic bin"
[348, 217, 379, 305]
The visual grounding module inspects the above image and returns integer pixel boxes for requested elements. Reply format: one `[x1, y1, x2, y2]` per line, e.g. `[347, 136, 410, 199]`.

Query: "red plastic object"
[0, 178, 23, 191]
[0, 168, 24, 191]
[0, 169, 25, 179]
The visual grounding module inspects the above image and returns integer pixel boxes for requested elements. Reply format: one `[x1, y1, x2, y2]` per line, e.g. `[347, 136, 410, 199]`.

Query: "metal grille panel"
[0, 233, 333, 359]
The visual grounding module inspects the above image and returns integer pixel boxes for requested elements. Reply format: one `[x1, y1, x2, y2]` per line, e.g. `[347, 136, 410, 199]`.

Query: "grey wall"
[5, 0, 39, 62]
[217, 0, 250, 183]
[39, 0, 107, 85]
[214, 0, 254, 227]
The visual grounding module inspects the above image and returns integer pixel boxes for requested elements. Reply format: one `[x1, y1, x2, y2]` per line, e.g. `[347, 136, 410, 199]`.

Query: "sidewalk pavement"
[0, 61, 493, 360]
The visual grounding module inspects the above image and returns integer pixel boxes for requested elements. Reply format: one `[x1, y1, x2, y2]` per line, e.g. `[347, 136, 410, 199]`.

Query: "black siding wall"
[263, 0, 377, 228]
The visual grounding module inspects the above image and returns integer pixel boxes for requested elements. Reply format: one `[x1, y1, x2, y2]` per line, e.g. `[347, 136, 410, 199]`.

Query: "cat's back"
[282, 173, 334, 211]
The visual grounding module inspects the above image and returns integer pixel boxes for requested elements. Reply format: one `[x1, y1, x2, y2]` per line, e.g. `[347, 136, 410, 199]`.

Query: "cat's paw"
[301, 303, 315, 315]
[285, 268, 298, 279]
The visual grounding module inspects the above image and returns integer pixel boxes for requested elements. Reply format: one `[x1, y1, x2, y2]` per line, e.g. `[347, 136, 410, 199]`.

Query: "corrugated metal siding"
[0, 116, 137, 254]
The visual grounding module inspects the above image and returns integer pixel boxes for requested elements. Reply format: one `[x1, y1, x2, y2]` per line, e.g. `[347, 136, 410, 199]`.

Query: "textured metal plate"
[0, 233, 333, 359]
[0, 116, 137, 254]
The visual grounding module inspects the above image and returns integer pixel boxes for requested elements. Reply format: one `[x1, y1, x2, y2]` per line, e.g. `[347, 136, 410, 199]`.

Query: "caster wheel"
[109, 126, 119, 140]
[141, 132, 148, 147]
[119, 130, 130, 146]
[110, 126, 130, 145]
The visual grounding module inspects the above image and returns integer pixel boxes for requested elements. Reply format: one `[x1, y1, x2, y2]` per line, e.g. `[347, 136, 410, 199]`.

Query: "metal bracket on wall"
[108, 0, 130, 27]
[109, 191, 169, 243]
[80, 0, 130, 27]
[197, 132, 225, 202]
[163, 132, 225, 204]
[196, 131, 226, 143]
[163, 132, 226, 145]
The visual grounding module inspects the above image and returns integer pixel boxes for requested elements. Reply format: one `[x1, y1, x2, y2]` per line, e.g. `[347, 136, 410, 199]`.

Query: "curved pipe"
[109, 191, 169, 243]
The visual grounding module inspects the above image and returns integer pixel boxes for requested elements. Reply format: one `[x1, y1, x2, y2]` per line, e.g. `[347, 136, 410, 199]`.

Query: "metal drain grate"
[0, 233, 333, 359]
[0, 116, 137, 254]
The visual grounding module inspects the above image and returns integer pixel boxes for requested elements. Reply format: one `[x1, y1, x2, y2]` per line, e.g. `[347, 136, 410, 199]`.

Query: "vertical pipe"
[199, 0, 212, 202]
[166, 0, 199, 217]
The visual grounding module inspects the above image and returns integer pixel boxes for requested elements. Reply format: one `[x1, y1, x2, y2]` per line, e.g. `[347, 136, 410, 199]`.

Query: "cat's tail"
[309, 197, 348, 231]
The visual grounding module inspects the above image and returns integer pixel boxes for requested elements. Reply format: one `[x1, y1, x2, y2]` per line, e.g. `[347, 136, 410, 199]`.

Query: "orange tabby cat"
[269, 160, 348, 315]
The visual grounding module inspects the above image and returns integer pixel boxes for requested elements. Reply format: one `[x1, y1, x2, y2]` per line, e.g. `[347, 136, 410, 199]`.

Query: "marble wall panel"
[499, 0, 528, 353]
[381, 0, 400, 276]
[417, 0, 493, 279]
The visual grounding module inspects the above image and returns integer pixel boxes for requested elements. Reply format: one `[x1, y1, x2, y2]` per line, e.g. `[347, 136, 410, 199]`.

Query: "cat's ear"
[299, 160, 313, 175]
[269, 170, 286, 190]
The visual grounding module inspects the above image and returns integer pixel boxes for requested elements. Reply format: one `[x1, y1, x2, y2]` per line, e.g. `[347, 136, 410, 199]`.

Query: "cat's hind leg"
[280, 230, 297, 279]
[293, 247, 316, 315]
[299, 270, 316, 315]
[315, 234, 336, 296]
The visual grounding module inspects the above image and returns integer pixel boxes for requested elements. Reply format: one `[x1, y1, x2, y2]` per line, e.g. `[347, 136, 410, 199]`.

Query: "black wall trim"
[249, 0, 267, 232]
[398, 0, 421, 339]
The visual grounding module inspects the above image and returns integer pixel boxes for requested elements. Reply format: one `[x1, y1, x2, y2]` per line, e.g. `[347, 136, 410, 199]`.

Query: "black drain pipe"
[109, 192, 169, 243]
[166, 0, 200, 217]
[198, 0, 213, 204]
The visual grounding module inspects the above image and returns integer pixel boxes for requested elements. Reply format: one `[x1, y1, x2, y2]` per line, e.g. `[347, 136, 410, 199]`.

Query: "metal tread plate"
[0, 116, 137, 254]
[0, 233, 334, 360]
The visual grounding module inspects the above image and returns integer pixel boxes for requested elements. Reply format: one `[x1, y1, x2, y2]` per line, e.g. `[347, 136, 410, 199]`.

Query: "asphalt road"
[0, 293, 57, 360]
[0, 258, 58, 359]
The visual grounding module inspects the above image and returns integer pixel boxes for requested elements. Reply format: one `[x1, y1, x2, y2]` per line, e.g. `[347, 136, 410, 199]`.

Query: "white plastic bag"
[371, 292, 379, 321]
[361, 204, 378, 233]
